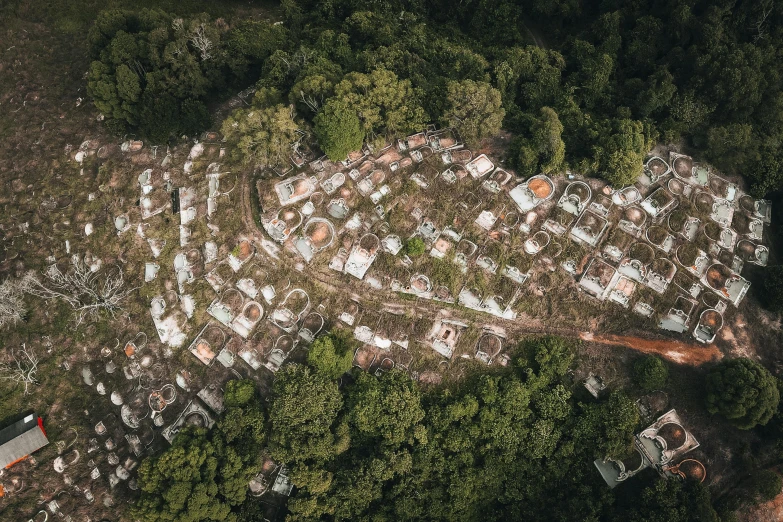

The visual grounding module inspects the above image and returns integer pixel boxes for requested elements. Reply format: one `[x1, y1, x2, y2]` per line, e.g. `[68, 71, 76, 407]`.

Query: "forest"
[87, 0, 783, 199]
[134, 334, 770, 522]
[130, 332, 783, 521]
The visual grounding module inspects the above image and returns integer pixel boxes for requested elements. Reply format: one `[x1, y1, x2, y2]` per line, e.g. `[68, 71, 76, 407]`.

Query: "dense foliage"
[134, 379, 265, 522]
[87, 8, 284, 141]
[705, 358, 780, 430]
[442, 80, 505, 146]
[89, 1, 783, 197]
[306, 329, 356, 379]
[633, 355, 669, 392]
[313, 99, 364, 161]
[405, 237, 426, 257]
[221, 88, 300, 168]
[130, 336, 735, 521]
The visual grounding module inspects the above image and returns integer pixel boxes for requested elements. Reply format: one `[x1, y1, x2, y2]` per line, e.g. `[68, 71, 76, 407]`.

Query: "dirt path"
[580, 332, 723, 365]
[240, 171, 261, 240]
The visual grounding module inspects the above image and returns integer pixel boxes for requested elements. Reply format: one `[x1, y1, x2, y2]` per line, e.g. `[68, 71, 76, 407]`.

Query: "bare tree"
[750, 3, 773, 42]
[189, 24, 213, 61]
[0, 344, 39, 395]
[0, 275, 32, 328]
[24, 256, 135, 324]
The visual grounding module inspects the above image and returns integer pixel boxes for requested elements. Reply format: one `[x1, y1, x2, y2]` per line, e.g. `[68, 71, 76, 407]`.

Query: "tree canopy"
[307, 329, 356, 379]
[221, 88, 300, 167]
[128, 335, 736, 522]
[268, 364, 346, 465]
[332, 68, 427, 145]
[633, 355, 669, 392]
[89, 0, 783, 196]
[314, 98, 364, 161]
[87, 9, 285, 141]
[511, 106, 565, 177]
[134, 379, 265, 522]
[705, 358, 780, 430]
[442, 79, 505, 146]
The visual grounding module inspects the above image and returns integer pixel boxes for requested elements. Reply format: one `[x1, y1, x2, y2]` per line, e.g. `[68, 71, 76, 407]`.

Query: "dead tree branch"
[190, 24, 213, 61]
[0, 275, 31, 328]
[0, 344, 39, 395]
[23, 256, 135, 324]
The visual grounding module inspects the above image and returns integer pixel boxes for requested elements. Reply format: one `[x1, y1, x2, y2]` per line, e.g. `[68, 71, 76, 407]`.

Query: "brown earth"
[580, 332, 722, 365]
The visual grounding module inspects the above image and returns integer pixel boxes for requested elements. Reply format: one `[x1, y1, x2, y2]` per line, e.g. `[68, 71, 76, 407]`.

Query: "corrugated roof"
[0, 414, 49, 468]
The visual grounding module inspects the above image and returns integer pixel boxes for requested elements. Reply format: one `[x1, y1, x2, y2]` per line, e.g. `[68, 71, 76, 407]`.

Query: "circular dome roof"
[528, 178, 552, 198]
[658, 422, 687, 449]
[678, 459, 706, 483]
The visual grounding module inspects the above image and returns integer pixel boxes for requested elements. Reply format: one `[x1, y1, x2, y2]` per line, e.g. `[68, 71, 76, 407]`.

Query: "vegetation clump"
[705, 358, 780, 430]
[633, 355, 669, 392]
[307, 329, 356, 379]
[87, 9, 284, 141]
[404, 237, 426, 257]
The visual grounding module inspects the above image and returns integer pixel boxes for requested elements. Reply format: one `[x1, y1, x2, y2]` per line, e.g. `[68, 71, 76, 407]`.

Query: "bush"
[224, 379, 257, 407]
[308, 330, 356, 379]
[706, 358, 780, 429]
[405, 237, 426, 256]
[633, 355, 668, 392]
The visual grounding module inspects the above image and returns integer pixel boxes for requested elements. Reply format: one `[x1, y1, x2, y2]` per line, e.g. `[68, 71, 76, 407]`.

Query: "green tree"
[87, 9, 272, 140]
[314, 98, 365, 161]
[632, 67, 677, 117]
[706, 123, 754, 171]
[223, 379, 257, 408]
[404, 237, 426, 256]
[442, 80, 504, 146]
[592, 118, 649, 187]
[511, 106, 565, 176]
[307, 330, 355, 379]
[633, 355, 669, 392]
[493, 46, 565, 114]
[515, 335, 575, 388]
[291, 74, 336, 115]
[221, 88, 299, 167]
[706, 358, 780, 429]
[622, 479, 720, 522]
[269, 364, 346, 464]
[333, 68, 427, 141]
[348, 370, 426, 446]
[134, 429, 241, 522]
[567, 39, 614, 109]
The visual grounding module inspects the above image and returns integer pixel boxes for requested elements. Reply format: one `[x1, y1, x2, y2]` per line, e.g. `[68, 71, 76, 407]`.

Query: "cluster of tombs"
[595, 409, 707, 488]
[22, 126, 769, 517]
[257, 128, 771, 347]
[21, 130, 520, 518]
[7, 134, 328, 519]
[0, 325, 296, 520]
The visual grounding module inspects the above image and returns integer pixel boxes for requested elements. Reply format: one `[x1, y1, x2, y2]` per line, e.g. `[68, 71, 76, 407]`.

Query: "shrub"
[706, 358, 780, 429]
[633, 355, 668, 392]
[405, 237, 426, 256]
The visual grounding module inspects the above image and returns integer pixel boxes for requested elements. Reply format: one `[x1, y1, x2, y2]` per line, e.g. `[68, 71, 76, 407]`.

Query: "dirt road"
[580, 332, 722, 365]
